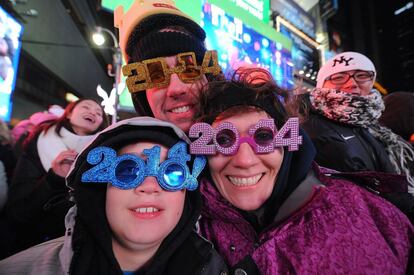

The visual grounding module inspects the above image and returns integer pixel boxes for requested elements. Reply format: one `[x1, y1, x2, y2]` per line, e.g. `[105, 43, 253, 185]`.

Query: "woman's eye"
[254, 128, 274, 145]
[215, 129, 236, 148]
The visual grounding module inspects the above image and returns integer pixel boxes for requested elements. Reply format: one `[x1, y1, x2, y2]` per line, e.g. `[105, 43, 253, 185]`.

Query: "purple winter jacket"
[199, 164, 414, 274]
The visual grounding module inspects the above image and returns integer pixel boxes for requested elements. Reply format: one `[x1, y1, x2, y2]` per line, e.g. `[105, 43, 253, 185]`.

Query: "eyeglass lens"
[329, 71, 373, 84]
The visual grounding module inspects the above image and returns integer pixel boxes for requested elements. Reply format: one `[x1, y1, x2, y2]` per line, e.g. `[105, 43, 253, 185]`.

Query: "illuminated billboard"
[280, 24, 319, 82]
[0, 6, 23, 121]
[202, 0, 293, 88]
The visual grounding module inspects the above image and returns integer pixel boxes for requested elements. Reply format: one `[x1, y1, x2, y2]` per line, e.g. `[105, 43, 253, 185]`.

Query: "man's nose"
[166, 74, 188, 98]
[341, 75, 359, 89]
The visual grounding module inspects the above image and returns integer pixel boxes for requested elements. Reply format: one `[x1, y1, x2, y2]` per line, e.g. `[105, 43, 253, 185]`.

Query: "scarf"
[37, 125, 95, 171]
[310, 88, 414, 191]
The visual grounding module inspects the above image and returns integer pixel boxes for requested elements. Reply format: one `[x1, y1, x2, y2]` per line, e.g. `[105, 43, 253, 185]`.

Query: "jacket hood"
[202, 127, 316, 232]
[65, 117, 203, 274]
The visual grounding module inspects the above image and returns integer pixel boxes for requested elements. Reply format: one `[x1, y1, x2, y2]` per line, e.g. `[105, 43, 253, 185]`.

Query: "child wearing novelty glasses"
[0, 117, 228, 275]
[191, 67, 414, 274]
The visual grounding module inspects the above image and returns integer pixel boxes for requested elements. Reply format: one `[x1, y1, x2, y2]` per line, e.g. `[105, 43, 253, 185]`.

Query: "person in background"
[0, 119, 11, 211]
[0, 161, 6, 211]
[11, 105, 64, 159]
[0, 117, 228, 275]
[193, 67, 414, 274]
[115, 0, 223, 133]
[4, 98, 108, 255]
[0, 119, 14, 186]
[0, 119, 15, 259]
[297, 52, 414, 192]
[379, 91, 414, 143]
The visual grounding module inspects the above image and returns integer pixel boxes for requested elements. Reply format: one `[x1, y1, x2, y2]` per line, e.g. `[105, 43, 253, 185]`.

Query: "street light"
[92, 26, 122, 124]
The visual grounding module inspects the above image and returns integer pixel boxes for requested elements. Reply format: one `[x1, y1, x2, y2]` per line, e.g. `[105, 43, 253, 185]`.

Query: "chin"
[232, 199, 263, 211]
[175, 121, 192, 133]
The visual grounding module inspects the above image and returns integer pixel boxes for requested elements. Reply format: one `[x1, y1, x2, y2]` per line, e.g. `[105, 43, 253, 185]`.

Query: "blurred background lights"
[276, 42, 282, 51]
[254, 41, 261, 51]
[243, 33, 251, 43]
[262, 38, 269, 48]
[92, 32, 105, 46]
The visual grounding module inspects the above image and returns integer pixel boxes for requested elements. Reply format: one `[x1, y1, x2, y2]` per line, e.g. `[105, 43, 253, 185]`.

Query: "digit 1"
[143, 145, 161, 175]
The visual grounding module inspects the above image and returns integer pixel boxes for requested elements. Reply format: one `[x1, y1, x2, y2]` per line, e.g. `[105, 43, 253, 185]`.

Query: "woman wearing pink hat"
[4, 99, 108, 256]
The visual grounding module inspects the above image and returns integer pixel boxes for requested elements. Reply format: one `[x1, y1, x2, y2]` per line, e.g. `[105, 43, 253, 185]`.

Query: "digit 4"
[273, 118, 302, 151]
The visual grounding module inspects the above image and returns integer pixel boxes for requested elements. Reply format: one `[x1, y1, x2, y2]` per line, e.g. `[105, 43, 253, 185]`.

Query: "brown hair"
[195, 67, 288, 128]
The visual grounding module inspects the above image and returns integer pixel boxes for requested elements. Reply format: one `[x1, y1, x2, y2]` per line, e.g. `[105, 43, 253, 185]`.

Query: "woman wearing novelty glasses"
[0, 117, 228, 275]
[190, 68, 414, 274]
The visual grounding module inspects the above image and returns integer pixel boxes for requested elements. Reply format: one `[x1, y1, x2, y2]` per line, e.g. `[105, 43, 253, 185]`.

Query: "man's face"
[146, 56, 207, 133]
[323, 70, 374, 96]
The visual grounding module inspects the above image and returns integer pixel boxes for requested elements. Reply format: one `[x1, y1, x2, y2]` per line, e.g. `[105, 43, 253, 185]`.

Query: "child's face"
[106, 142, 186, 254]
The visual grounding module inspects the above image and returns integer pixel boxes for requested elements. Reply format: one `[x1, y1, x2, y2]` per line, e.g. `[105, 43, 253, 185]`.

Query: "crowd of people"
[0, 0, 413, 274]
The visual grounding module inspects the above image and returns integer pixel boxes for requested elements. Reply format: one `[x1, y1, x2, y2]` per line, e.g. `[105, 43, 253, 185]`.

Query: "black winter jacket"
[5, 133, 73, 255]
[302, 113, 414, 223]
[302, 113, 396, 173]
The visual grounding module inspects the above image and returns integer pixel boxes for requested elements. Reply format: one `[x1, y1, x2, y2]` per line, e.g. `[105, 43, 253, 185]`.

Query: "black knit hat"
[126, 13, 206, 63]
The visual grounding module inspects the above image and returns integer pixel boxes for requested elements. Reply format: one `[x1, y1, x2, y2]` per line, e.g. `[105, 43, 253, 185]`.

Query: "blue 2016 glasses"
[81, 142, 206, 191]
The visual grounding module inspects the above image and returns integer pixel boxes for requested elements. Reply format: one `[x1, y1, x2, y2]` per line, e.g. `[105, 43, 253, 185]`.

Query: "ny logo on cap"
[332, 56, 353, 67]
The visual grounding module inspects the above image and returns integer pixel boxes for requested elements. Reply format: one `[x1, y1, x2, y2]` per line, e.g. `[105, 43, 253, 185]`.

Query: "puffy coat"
[302, 113, 396, 173]
[5, 132, 73, 254]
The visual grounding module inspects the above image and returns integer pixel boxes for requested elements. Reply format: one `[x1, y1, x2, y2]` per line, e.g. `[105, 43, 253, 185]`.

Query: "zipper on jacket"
[353, 128, 378, 169]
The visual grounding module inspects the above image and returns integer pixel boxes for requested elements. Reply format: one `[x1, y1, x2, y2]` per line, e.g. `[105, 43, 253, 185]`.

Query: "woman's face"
[208, 110, 284, 211]
[68, 100, 104, 135]
[106, 142, 186, 258]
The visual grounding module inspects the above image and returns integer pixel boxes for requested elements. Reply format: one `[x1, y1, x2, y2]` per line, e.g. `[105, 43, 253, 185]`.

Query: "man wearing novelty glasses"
[115, 0, 222, 133]
[300, 51, 414, 197]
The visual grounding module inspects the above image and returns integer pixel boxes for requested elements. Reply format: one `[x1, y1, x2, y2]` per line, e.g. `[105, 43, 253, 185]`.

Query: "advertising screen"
[202, 0, 294, 88]
[280, 24, 319, 82]
[0, 6, 23, 121]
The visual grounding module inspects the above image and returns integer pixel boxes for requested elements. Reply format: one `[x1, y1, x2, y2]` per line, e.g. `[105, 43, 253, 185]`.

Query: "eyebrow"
[82, 102, 102, 111]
